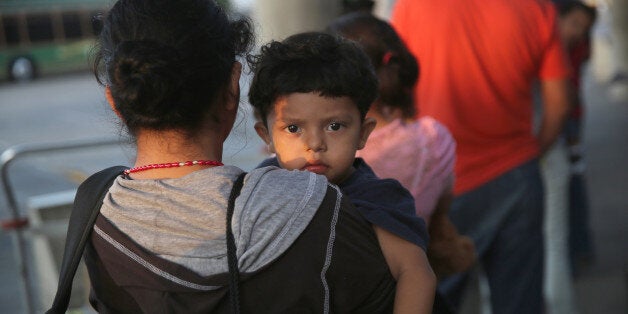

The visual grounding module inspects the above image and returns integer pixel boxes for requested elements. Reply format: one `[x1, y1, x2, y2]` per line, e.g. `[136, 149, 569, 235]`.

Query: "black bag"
[47, 166, 126, 314]
[46, 166, 245, 314]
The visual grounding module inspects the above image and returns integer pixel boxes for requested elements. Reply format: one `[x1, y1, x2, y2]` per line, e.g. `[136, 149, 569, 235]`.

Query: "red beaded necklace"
[124, 160, 224, 175]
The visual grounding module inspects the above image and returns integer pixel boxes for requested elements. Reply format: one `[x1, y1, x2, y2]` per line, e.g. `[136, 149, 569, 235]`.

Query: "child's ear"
[254, 121, 276, 154]
[357, 117, 377, 150]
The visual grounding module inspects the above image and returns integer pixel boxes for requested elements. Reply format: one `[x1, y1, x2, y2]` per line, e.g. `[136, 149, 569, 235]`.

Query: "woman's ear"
[105, 86, 123, 119]
[226, 61, 243, 111]
[357, 117, 377, 150]
[254, 121, 275, 154]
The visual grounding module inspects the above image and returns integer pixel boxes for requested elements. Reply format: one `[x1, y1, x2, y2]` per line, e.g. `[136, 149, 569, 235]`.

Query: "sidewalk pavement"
[456, 63, 628, 314]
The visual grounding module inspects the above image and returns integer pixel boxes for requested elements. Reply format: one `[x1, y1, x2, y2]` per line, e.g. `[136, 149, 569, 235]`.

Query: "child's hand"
[428, 234, 476, 277]
[427, 192, 477, 277]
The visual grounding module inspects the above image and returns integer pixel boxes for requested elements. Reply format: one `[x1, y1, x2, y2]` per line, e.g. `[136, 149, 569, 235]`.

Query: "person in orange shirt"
[554, 0, 597, 276]
[541, 2, 597, 314]
[391, 0, 572, 313]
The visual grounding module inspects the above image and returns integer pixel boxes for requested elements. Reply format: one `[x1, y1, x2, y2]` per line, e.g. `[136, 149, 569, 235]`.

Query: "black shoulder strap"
[46, 166, 127, 314]
[227, 172, 246, 314]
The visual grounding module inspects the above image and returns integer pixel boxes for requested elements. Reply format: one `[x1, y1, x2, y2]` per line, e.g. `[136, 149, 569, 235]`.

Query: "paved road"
[571, 65, 628, 314]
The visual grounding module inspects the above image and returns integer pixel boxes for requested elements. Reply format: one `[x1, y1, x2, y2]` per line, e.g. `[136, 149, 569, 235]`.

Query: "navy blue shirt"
[258, 157, 428, 250]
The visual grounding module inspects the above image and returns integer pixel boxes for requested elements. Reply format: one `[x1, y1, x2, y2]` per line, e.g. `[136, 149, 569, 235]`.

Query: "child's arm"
[374, 226, 436, 314]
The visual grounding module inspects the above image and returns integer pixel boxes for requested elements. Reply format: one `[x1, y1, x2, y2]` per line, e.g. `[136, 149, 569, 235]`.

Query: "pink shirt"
[357, 117, 456, 225]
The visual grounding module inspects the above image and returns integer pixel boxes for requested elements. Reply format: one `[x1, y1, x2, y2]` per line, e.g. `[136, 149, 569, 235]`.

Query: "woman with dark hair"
[554, 0, 597, 275]
[48, 1, 397, 313]
[540, 2, 596, 314]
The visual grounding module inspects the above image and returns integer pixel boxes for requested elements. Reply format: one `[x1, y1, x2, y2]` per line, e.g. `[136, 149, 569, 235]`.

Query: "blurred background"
[0, 0, 625, 313]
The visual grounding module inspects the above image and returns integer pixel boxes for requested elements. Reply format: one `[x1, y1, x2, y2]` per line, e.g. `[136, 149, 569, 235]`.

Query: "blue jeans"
[568, 171, 594, 272]
[438, 159, 544, 314]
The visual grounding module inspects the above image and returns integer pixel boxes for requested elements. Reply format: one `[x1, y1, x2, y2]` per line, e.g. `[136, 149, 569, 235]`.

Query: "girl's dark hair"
[247, 32, 378, 126]
[93, 0, 253, 135]
[342, 0, 375, 14]
[327, 12, 418, 118]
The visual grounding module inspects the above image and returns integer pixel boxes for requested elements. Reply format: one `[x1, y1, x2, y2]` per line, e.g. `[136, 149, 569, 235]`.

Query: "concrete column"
[590, 0, 628, 83]
[252, 0, 342, 44]
[372, 0, 396, 20]
[608, 0, 628, 74]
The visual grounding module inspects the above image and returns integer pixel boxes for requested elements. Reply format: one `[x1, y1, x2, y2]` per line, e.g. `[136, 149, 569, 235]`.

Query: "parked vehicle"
[0, 0, 109, 82]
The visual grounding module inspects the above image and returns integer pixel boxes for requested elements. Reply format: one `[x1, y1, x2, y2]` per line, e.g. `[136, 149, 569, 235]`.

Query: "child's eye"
[326, 122, 343, 131]
[285, 125, 300, 133]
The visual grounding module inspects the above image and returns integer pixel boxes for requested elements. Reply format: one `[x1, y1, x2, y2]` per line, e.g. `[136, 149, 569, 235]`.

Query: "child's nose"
[304, 131, 326, 152]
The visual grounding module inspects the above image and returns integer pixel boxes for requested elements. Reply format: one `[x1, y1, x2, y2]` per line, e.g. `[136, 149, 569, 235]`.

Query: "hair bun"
[110, 40, 184, 122]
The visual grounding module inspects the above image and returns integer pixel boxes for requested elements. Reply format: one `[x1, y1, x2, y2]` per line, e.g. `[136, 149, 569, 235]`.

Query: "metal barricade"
[0, 137, 123, 314]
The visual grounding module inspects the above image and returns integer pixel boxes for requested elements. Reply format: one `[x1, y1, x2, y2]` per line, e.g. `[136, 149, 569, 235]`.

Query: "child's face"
[256, 92, 376, 184]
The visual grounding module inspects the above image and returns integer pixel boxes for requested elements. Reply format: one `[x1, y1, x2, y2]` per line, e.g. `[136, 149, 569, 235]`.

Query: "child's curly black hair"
[247, 32, 378, 126]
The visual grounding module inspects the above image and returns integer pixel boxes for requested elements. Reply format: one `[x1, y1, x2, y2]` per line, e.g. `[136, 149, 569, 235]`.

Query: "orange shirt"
[392, 0, 570, 195]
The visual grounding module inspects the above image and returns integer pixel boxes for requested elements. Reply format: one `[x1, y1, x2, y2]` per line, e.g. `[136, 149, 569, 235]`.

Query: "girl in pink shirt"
[329, 12, 475, 276]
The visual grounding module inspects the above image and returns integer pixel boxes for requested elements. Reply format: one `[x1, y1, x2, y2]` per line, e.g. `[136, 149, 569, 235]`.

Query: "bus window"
[3, 15, 21, 46]
[62, 12, 83, 39]
[0, 2, 110, 82]
[26, 14, 54, 43]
